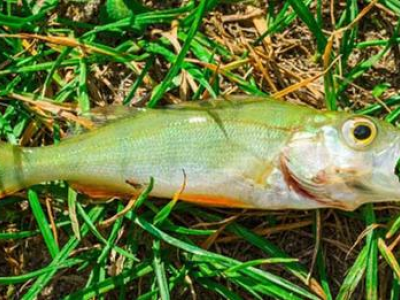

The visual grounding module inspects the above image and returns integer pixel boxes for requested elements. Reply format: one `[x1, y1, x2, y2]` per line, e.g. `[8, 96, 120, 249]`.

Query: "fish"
[0, 96, 400, 211]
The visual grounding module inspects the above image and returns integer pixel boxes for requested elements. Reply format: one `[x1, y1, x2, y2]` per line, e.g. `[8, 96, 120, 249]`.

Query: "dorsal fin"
[68, 105, 145, 135]
[68, 96, 271, 135]
[165, 95, 270, 111]
[83, 105, 144, 125]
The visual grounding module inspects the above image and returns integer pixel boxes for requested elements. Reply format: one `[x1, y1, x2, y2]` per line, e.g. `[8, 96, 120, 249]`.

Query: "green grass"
[1, 0, 400, 299]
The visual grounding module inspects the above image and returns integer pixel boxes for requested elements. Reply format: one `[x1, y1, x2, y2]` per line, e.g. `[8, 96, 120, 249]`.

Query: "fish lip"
[279, 154, 353, 210]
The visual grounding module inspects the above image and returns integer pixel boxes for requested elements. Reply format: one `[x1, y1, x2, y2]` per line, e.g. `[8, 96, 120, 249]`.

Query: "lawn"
[0, 0, 400, 299]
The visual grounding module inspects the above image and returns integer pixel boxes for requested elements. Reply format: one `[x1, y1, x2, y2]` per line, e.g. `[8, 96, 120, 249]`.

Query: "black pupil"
[353, 124, 372, 140]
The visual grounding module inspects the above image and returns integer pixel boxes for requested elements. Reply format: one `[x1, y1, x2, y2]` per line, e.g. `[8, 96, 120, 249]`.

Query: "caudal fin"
[0, 143, 25, 198]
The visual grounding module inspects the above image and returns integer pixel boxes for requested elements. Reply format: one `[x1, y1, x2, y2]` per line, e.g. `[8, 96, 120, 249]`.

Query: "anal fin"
[69, 182, 135, 199]
[180, 193, 254, 208]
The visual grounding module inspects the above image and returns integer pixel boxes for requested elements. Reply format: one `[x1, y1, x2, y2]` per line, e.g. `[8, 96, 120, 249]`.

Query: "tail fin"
[0, 143, 25, 198]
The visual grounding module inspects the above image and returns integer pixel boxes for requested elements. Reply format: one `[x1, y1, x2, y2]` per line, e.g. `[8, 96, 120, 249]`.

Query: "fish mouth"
[344, 154, 400, 205]
[382, 155, 400, 199]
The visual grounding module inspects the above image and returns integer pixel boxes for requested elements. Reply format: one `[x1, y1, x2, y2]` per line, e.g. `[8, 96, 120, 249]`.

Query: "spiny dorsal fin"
[83, 105, 144, 125]
[165, 95, 270, 111]
[68, 96, 271, 135]
[68, 105, 145, 135]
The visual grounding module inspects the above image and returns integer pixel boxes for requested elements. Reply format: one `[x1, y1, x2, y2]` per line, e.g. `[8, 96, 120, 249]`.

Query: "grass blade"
[27, 189, 59, 258]
[148, 0, 209, 107]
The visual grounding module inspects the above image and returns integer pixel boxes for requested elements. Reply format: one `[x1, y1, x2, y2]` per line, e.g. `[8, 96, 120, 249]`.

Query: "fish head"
[281, 112, 400, 210]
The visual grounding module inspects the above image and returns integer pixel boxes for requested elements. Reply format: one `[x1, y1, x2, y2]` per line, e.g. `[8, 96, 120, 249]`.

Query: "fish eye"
[341, 117, 377, 149]
[353, 124, 372, 140]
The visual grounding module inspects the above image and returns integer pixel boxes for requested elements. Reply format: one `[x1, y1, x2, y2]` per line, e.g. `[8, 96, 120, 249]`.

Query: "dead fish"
[1, 96, 399, 211]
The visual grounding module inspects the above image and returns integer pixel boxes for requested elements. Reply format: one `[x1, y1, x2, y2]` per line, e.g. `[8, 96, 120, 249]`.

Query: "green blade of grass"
[287, 0, 337, 110]
[85, 202, 126, 291]
[27, 189, 59, 259]
[153, 239, 170, 300]
[97, 202, 125, 263]
[313, 212, 333, 300]
[0, 58, 81, 76]
[148, 0, 209, 107]
[336, 244, 368, 300]
[385, 104, 400, 123]
[224, 258, 299, 275]
[357, 95, 400, 116]
[356, 38, 400, 48]
[377, 0, 400, 15]
[287, 0, 327, 53]
[68, 186, 81, 240]
[77, 58, 90, 112]
[390, 276, 400, 300]
[76, 203, 138, 262]
[337, 0, 359, 69]
[192, 208, 325, 297]
[127, 212, 321, 300]
[387, 212, 400, 239]
[364, 204, 379, 300]
[123, 56, 154, 105]
[378, 238, 400, 280]
[21, 206, 105, 300]
[193, 257, 310, 300]
[0, 257, 84, 285]
[62, 263, 154, 300]
[0, 220, 70, 240]
[254, 0, 313, 45]
[133, 177, 154, 210]
[196, 278, 243, 300]
[338, 19, 400, 96]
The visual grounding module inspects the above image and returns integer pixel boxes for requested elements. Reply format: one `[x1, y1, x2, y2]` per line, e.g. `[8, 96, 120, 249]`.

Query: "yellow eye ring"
[341, 117, 377, 149]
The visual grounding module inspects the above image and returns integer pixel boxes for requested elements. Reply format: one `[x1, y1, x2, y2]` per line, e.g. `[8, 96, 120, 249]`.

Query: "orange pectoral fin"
[179, 193, 254, 208]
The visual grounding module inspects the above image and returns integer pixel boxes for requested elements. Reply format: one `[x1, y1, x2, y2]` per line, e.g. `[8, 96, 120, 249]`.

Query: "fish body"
[2, 96, 400, 210]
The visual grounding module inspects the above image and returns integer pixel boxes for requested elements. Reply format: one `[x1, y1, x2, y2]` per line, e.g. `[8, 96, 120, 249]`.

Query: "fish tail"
[0, 143, 27, 198]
